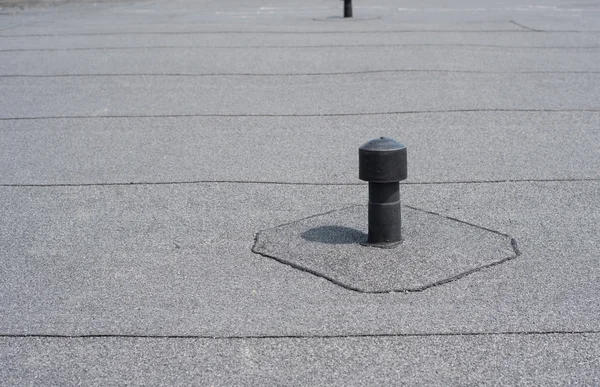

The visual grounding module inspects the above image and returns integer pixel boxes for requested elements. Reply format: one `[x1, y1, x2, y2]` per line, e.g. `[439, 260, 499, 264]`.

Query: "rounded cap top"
[359, 137, 406, 153]
[359, 137, 407, 182]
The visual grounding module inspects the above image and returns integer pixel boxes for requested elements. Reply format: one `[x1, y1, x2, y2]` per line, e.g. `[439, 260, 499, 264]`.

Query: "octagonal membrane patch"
[252, 205, 519, 293]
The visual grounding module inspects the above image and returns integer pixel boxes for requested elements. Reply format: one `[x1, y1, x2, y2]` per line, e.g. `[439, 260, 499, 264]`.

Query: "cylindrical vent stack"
[344, 0, 353, 18]
[359, 137, 407, 248]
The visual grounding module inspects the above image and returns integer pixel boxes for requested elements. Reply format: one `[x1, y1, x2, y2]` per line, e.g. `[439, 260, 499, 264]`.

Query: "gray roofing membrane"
[1, 0, 599, 384]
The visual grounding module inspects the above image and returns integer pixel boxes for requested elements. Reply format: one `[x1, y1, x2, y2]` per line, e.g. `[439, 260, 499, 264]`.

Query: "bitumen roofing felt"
[1, 0, 599, 385]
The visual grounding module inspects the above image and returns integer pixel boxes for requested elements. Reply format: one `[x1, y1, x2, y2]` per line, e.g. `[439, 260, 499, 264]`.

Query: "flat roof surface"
[1, 0, 599, 385]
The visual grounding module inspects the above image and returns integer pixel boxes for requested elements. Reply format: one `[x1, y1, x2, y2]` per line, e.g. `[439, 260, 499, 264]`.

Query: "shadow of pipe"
[301, 226, 366, 245]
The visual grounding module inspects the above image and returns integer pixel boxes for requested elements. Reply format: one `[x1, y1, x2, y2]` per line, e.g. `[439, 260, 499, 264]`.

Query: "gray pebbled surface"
[1, 72, 598, 118]
[1, 181, 599, 336]
[1, 112, 598, 185]
[1, 31, 599, 51]
[2, 0, 600, 384]
[0, 0, 128, 7]
[2, 334, 600, 386]
[2, 45, 600, 74]
[253, 205, 517, 292]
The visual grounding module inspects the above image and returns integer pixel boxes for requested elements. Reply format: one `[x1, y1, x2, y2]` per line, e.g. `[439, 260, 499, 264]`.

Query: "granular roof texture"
[1, 0, 599, 385]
